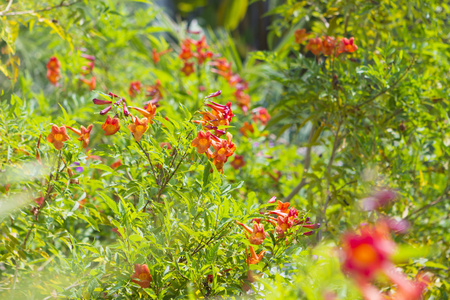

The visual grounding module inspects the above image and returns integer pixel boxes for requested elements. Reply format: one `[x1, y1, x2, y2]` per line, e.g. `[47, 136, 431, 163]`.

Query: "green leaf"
[203, 161, 211, 188]
[98, 192, 119, 215]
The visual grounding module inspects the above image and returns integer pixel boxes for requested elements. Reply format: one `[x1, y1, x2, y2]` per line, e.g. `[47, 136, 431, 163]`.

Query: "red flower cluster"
[179, 36, 213, 76]
[46, 56, 61, 86]
[341, 221, 429, 300]
[79, 54, 96, 90]
[236, 197, 320, 265]
[211, 57, 251, 112]
[191, 96, 236, 173]
[92, 92, 155, 141]
[299, 32, 358, 57]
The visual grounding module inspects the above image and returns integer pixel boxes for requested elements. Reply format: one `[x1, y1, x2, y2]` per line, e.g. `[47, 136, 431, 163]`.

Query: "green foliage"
[0, 0, 449, 299]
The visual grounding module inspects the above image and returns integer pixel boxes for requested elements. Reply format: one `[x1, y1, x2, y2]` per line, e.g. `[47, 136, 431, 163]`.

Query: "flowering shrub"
[0, 1, 449, 299]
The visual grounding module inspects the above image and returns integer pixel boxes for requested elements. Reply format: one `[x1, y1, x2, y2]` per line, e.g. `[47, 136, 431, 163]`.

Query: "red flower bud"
[100, 105, 112, 115]
[93, 98, 112, 105]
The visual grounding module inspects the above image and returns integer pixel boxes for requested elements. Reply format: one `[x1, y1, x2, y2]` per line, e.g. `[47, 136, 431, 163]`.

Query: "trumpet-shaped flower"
[66, 124, 93, 148]
[275, 215, 293, 236]
[236, 221, 269, 245]
[102, 115, 120, 136]
[210, 58, 231, 72]
[146, 80, 163, 100]
[80, 77, 96, 90]
[128, 115, 149, 142]
[341, 222, 395, 280]
[294, 29, 310, 44]
[46, 56, 61, 70]
[234, 90, 250, 112]
[206, 101, 234, 125]
[240, 122, 255, 137]
[268, 200, 291, 217]
[131, 264, 152, 288]
[338, 37, 358, 54]
[247, 246, 265, 265]
[47, 125, 70, 150]
[152, 48, 172, 64]
[46, 69, 61, 85]
[322, 36, 337, 56]
[191, 131, 212, 154]
[211, 132, 236, 162]
[129, 104, 156, 122]
[181, 62, 195, 76]
[179, 44, 193, 60]
[252, 107, 271, 125]
[306, 37, 322, 56]
[128, 81, 142, 97]
[230, 155, 245, 169]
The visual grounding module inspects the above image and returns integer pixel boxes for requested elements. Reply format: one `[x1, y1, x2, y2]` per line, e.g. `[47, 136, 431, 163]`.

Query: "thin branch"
[135, 140, 159, 185]
[0, 0, 81, 16]
[0, 0, 13, 15]
[322, 118, 342, 215]
[284, 126, 315, 202]
[406, 187, 450, 220]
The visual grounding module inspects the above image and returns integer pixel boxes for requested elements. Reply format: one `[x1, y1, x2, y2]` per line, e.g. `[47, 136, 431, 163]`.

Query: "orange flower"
[247, 246, 265, 265]
[268, 200, 291, 216]
[46, 56, 61, 85]
[306, 37, 322, 56]
[195, 50, 213, 65]
[66, 124, 93, 148]
[181, 62, 195, 76]
[78, 198, 87, 209]
[80, 77, 96, 90]
[47, 69, 61, 85]
[338, 37, 358, 54]
[341, 222, 395, 280]
[234, 90, 250, 112]
[129, 104, 156, 122]
[179, 43, 193, 60]
[322, 36, 337, 56]
[294, 29, 310, 44]
[210, 58, 231, 72]
[230, 155, 245, 170]
[128, 81, 142, 97]
[213, 158, 225, 173]
[236, 221, 268, 245]
[46, 125, 70, 150]
[102, 115, 120, 136]
[191, 131, 212, 154]
[111, 159, 122, 169]
[146, 80, 163, 100]
[240, 122, 255, 137]
[211, 132, 236, 163]
[252, 107, 271, 125]
[131, 264, 152, 288]
[206, 101, 234, 125]
[128, 115, 149, 142]
[46, 56, 61, 71]
[275, 215, 293, 237]
[152, 48, 172, 64]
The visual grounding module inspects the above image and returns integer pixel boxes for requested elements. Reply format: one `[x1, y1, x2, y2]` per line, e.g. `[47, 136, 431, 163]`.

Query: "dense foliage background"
[0, 0, 449, 299]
